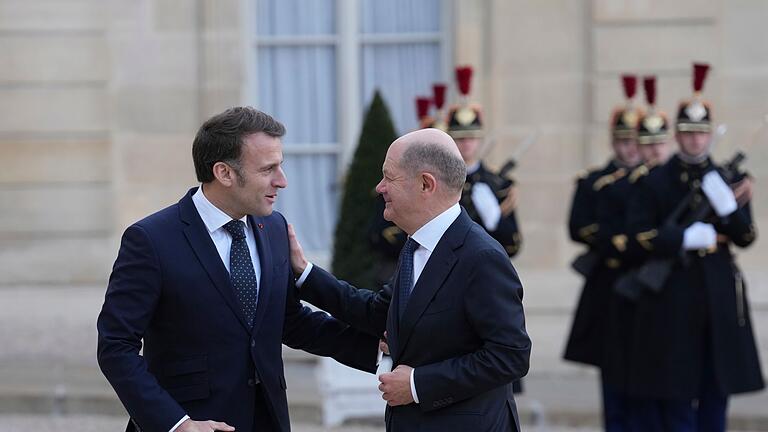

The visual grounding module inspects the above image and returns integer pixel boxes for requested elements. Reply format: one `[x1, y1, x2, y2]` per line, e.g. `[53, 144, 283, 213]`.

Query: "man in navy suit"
[97, 107, 379, 432]
[290, 128, 531, 432]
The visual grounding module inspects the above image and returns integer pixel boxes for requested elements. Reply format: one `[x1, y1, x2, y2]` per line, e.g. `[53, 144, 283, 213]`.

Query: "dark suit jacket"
[301, 209, 531, 432]
[97, 188, 378, 432]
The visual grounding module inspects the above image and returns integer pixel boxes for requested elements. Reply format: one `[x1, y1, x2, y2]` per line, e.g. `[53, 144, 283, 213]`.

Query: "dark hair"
[192, 106, 286, 183]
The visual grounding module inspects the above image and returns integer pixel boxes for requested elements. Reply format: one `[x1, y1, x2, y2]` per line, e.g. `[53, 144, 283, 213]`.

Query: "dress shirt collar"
[192, 185, 248, 234]
[410, 203, 461, 253]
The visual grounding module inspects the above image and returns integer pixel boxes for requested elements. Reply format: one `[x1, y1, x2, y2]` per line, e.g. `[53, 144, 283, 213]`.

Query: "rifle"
[614, 152, 746, 300]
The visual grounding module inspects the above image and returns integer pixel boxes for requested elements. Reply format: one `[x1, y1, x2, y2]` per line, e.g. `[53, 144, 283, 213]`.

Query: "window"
[249, 0, 451, 253]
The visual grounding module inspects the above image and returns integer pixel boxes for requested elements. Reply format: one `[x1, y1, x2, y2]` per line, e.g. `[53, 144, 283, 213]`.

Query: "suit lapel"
[397, 244, 457, 354]
[396, 210, 471, 357]
[179, 189, 251, 333]
[249, 215, 273, 335]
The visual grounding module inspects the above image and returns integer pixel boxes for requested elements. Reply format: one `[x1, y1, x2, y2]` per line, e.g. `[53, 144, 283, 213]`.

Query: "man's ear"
[212, 161, 235, 187]
[421, 172, 437, 193]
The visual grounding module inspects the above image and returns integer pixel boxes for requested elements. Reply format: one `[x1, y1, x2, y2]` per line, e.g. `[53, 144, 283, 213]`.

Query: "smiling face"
[227, 132, 287, 217]
[375, 141, 422, 234]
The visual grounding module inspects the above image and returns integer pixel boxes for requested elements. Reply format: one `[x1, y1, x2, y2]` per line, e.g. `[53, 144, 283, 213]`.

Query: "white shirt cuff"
[169, 415, 189, 432]
[295, 262, 314, 288]
[410, 368, 419, 404]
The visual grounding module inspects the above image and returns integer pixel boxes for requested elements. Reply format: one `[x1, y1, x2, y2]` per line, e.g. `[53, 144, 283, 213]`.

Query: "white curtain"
[361, 43, 442, 134]
[361, 0, 442, 133]
[254, 0, 442, 252]
[256, 0, 338, 251]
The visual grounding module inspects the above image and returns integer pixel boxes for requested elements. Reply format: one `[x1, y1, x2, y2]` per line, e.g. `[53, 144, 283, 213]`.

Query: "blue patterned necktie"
[223, 220, 258, 327]
[397, 237, 420, 320]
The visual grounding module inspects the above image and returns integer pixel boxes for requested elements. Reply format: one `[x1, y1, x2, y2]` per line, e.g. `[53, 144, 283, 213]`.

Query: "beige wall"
[0, 0, 113, 285]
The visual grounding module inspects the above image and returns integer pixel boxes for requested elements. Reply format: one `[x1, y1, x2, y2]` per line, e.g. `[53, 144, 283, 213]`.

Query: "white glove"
[701, 171, 738, 217]
[376, 355, 393, 376]
[471, 182, 502, 231]
[682, 222, 717, 250]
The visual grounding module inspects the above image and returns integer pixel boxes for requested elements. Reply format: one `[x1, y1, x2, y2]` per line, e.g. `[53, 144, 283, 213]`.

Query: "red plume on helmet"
[643, 76, 656, 107]
[432, 83, 447, 109]
[455, 66, 473, 96]
[693, 63, 710, 93]
[415, 97, 431, 120]
[621, 74, 637, 100]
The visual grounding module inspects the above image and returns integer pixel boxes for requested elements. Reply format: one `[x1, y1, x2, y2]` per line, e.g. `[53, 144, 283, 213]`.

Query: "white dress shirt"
[192, 186, 262, 280]
[170, 187, 262, 432]
[410, 203, 461, 289]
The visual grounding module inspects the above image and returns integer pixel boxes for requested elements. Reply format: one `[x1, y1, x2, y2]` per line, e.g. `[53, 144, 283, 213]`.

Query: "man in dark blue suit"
[97, 107, 379, 432]
[290, 128, 531, 432]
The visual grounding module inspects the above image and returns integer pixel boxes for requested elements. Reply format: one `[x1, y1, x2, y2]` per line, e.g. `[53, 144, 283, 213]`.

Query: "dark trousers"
[696, 352, 728, 432]
[602, 372, 630, 432]
[626, 354, 728, 432]
[628, 398, 695, 432]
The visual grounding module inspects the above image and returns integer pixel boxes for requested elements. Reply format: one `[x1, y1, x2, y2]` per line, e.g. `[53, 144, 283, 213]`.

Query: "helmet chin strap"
[677, 147, 709, 165]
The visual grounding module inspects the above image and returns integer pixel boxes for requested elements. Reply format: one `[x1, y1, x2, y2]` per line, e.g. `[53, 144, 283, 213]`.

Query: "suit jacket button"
[247, 378, 256, 387]
[251, 340, 256, 347]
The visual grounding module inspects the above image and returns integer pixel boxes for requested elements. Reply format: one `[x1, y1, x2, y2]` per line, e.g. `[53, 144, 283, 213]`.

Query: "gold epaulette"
[629, 164, 650, 184]
[575, 166, 599, 182]
[636, 229, 658, 251]
[593, 168, 627, 191]
[382, 226, 403, 244]
[578, 223, 599, 241]
[612, 234, 628, 252]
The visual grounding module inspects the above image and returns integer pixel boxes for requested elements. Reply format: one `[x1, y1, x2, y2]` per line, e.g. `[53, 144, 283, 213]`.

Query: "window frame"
[243, 0, 454, 175]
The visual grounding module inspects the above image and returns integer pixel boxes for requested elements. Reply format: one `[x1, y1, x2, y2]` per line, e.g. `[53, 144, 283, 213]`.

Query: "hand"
[470, 182, 502, 231]
[177, 419, 235, 432]
[682, 222, 717, 250]
[379, 337, 390, 355]
[287, 224, 308, 276]
[378, 365, 414, 406]
[701, 171, 738, 217]
[499, 185, 518, 216]
[732, 177, 753, 207]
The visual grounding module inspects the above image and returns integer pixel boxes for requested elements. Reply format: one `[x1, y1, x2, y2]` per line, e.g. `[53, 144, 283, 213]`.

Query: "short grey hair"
[400, 141, 466, 192]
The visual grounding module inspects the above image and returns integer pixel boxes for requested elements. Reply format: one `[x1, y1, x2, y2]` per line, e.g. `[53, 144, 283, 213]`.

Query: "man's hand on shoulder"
[176, 419, 235, 432]
[378, 365, 415, 406]
[287, 224, 308, 275]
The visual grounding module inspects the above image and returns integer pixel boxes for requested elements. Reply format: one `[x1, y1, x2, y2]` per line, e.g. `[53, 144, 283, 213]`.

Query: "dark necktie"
[223, 220, 258, 327]
[397, 237, 420, 320]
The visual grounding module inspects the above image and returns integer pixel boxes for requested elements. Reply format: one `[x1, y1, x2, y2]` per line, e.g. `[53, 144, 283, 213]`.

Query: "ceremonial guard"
[447, 65, 523, 258]
[564, 74, 642, 431]
[625, 63, 763, 432]
[594, 75, 675, 432]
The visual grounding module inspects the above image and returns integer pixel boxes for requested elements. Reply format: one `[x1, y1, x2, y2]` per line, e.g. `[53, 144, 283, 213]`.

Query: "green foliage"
[331, 91, 397, 288]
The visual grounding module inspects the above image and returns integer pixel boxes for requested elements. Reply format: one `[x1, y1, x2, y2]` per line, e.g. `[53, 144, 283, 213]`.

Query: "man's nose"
[274, 167, 288, 188]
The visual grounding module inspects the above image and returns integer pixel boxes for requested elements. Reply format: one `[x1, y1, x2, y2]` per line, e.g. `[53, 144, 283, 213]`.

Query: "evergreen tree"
[331, 91, 397, 288]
